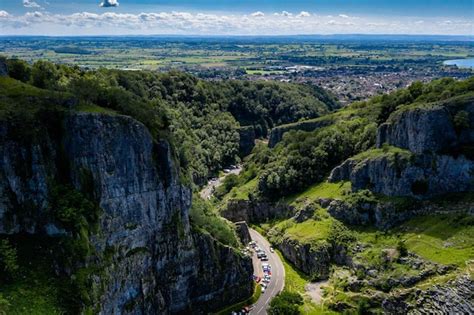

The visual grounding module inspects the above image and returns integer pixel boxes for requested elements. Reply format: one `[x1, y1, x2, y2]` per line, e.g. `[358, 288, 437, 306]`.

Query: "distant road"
[199, 166, 242, 200]
[249, 229, 285, 315]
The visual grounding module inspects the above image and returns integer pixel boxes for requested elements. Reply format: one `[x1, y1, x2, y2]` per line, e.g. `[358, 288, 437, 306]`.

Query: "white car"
[270, 247, 274, 253]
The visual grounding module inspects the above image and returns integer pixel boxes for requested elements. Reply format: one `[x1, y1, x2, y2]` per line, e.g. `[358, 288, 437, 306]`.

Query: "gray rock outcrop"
[0, 112, 253, 314]
[278, 237, 332, 280]
[221, 199, 294, 223]
[330, 153, 474, 198]
[235, 221, 251, 245]
[382, 275, 474, 315]
[376, 105, 458, 154]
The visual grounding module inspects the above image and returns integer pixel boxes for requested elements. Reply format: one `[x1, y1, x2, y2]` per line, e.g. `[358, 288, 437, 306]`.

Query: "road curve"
[199, 166, 242, 200]
[249, 229, 285, 315]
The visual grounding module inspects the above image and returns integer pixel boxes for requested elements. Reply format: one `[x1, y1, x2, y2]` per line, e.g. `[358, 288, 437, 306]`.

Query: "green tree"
[31, 60, 59, 89]
[7, 59, 31, 82]
[268, 291, 303, 315]
[0, 293, 10, 315]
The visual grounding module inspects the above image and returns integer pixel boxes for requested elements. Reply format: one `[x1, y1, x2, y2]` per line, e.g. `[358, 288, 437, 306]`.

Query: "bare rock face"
[382, 275, 474, 315]
[330, 153, 474, 198]
[330, 101, 474, 199]
[221, 199, 294, 223]
[235, 221, 251, 245]
[238, 126, 256, 157]
[376, 106, 458, 154]
[278, 237, 331, 280]
[0, 112, 253, 314]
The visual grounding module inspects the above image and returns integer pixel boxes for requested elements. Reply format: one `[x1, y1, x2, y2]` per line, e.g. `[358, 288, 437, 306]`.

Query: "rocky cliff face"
[382, 275, 474, 315]
[277, 237, 332, 280]
[376, 105, 458, 154]
[238, 126, 256, 157]
[0, 112, 252, 314]
[329, 153, 474, 198]
[330, 99, 474, 198]
[221, 199, 294, 223]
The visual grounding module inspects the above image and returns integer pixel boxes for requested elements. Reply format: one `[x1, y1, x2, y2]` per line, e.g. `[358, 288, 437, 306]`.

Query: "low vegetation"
[190, 196, 240, 247]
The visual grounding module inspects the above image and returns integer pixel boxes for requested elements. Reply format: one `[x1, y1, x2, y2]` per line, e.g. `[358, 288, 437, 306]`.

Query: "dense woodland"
[1, 57, 338, 184]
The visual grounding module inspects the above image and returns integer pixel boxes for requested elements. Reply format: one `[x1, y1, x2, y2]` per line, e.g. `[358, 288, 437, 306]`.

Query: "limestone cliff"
[330, 97, 474, 198]
[376, 105, 458, 154]
[329, 151, 474, 198]
[0, 112, 252, 314]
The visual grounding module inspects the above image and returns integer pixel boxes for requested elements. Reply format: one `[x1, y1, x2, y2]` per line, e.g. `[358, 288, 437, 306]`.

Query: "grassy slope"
[257, 177, 474, 313]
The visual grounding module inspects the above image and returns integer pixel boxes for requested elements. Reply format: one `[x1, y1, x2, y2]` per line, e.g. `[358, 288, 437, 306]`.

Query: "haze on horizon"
[0, 0, 473, 36]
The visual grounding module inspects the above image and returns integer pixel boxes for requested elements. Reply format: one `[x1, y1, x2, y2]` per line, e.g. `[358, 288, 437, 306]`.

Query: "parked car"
[270, 247, 274, 253]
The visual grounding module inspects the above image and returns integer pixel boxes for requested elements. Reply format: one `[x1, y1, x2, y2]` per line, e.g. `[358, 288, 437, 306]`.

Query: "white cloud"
[0, 11, 10, 18]
[339, 14, 349, 18]
[415, 20, 424, 24]
[274, 11, 292, 17]
[297, 11, 311, 18]
[250, 11, 265, 17]
[23, 0, 41, 8]
[100, 0, 119, 8]
[0, 10, 471, 36]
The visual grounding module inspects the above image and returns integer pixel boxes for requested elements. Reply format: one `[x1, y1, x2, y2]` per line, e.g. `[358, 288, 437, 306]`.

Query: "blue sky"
[0, 0, 472, 35]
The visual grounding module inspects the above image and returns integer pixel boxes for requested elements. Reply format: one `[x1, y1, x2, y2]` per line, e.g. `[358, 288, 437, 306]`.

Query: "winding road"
[199, 166, 242, 200]
[199, 168, 285, 314]
[249, 229, 285, 315]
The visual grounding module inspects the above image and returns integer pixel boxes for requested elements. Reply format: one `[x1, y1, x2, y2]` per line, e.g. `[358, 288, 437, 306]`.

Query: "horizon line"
[0, 33, 473, 39]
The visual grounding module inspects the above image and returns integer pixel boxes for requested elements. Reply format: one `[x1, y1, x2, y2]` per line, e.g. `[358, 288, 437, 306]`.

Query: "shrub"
[397, 240, 408, 257]
[268, 291, 303, 315]
[0, 239, 19, 281]
[189, 196, 239, 247]
[0, 293, 10, 315]
[31, 60, 60, 89]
